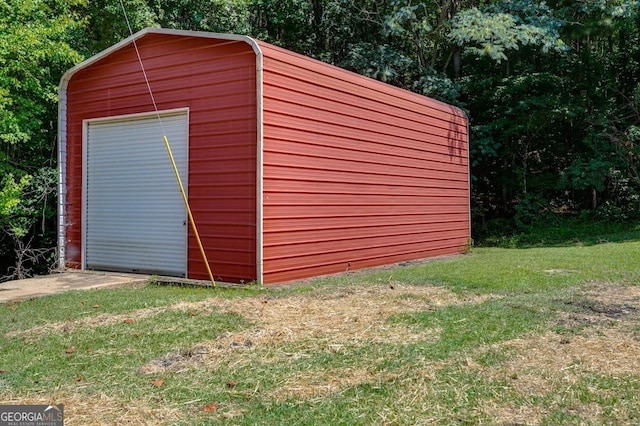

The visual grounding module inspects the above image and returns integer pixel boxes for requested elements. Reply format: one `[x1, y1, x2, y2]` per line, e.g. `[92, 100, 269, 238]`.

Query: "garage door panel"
[85, 111, 188, 276]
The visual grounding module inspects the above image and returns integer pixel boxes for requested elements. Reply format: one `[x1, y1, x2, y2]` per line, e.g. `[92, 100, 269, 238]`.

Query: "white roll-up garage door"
[84, 110, 188, 276]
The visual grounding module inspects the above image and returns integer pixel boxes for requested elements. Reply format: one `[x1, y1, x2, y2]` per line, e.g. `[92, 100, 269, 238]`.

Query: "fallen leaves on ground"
[202, 403, 219, 412]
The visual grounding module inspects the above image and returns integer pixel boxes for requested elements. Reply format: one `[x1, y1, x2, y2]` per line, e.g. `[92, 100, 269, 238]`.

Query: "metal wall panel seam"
[262, 89, 460, 135]
[268, 245, 464, 272]
[263, 228, 471, 247]
[262, 117, 467, 156]
[263, 237, 470, 261]
[262, 105, 458, 147]
[263, 154, 468, 180]
[264, 244, 467, 276]
[261, 49, 455, 115]
[263, 136, 468, 168]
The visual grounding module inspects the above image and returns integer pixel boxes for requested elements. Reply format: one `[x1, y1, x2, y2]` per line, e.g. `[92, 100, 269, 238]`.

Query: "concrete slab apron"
[0, 271, 150, 303]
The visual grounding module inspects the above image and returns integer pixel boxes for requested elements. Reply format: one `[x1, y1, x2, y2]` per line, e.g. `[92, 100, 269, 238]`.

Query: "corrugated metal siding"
[85, 111, 188, 275]
[260, 43, 469, 283]
[64, 33, 257, 282]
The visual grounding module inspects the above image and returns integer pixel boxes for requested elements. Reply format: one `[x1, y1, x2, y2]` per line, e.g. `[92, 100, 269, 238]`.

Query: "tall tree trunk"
[453, 47, 461, 78]
[311, 0, 324, 52]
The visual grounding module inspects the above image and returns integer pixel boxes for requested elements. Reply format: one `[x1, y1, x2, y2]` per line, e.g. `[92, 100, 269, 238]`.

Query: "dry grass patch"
[476, 282, 640, 424]
[487, 402, 604, 426]
[506, 328, 640, 378]
[484, 402, 547, 426]
[477, 324, 640, 423]
[486, 281, 640, 378]
[8, 283, 479, 341]
[7, 306, 173, 339]
[139, 283, 485, 375]
[1, 391, 183, 426]
[134, 283, 484, 422]
[270, 366, 378, 401]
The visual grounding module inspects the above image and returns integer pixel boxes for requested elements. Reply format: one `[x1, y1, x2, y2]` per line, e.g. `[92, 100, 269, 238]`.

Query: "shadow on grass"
[476, 220, 640, 249]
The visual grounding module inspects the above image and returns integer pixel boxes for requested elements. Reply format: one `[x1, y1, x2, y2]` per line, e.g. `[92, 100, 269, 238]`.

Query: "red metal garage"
[58, 28, 469, 284]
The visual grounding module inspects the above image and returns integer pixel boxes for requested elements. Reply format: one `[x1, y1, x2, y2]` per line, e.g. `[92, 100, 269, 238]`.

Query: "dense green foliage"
[0, 0, 82, 278]
[1, 0, 639, 279]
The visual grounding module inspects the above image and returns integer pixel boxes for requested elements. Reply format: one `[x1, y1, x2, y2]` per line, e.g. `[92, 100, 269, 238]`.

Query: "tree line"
[1, 0, 639, 279]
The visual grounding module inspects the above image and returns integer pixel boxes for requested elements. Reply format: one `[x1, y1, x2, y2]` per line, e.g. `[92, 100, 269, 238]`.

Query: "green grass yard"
[1, 225, 640, 425]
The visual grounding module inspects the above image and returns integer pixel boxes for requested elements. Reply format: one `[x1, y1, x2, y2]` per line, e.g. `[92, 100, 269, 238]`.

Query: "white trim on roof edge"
[57, 28, 262, 94]
[57, 28, 264, 282]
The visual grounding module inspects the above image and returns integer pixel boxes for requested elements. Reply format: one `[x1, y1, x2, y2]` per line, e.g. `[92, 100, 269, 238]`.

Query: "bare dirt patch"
[556, 282, 640, 329]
